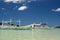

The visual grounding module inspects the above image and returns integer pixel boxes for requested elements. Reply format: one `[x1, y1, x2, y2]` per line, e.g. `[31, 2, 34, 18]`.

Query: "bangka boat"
[0, 26, 31, 30]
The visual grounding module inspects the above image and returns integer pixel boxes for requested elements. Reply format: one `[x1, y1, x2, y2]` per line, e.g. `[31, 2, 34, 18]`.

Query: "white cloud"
[52, 8, 60, 12]
[4, 0, 25, 3]
[18, 6, 27, 11]
[4, 0, 37, 3]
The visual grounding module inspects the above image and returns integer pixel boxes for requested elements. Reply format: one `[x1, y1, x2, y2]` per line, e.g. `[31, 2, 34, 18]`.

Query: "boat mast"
[10, 18, 12, 25]
[18, 19, 20, 26]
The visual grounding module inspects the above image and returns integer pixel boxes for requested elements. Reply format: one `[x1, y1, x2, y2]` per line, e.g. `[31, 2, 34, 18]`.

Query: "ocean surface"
[0, 29, 60, 40]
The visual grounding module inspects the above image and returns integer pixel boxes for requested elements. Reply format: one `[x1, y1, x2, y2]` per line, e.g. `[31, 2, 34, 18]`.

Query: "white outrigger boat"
[0, 26, 31, 30]
[0, 19, 49, 30]
[0, 19, 31, 30]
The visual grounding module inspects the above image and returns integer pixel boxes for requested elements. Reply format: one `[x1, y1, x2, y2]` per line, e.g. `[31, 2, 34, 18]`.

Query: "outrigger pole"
[16, 19, 21, 26]
[18, 19, 20, 26]
[10, 18, 12, 26]
[1, 18, 12, 27]
[1, 19, 20, 27]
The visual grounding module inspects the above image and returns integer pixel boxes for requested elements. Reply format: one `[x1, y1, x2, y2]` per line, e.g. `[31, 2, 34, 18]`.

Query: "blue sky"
[0, 0, 60, 26]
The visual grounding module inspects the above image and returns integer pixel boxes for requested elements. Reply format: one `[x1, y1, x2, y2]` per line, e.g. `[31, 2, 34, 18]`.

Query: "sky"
[0, 0, 60, 26]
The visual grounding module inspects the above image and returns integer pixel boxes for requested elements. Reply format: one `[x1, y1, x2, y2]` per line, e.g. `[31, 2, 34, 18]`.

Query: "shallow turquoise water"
[0, 29, 60, 40]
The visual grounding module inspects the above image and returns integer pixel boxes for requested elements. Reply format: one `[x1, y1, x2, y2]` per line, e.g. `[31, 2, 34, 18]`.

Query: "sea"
[0, 28, 60, 40]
